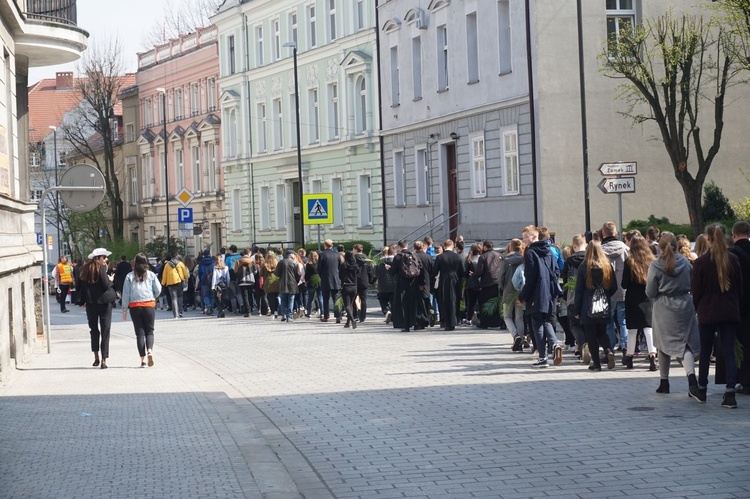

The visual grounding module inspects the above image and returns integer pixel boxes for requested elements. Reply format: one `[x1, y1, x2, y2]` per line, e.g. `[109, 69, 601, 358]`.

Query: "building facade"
[0, 0, 87, 380]
[213, 0, 383, 249]
[136, 26, 223, 256]
[119, 84, 143, 245]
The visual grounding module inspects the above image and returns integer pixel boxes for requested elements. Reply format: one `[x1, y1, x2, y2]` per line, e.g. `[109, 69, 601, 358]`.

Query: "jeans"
[267, 292, 280, 315]
[530, 312, 558, 360]
[200, 283, 214, 311]
[699, 322, 738, 390]
[87, 303, 112, 359]
[279, 292, 295, 320]
[606, 301, 627, 349]
[239, 285, 254, 314]
[130, 306, 155, 358]
[168, 284, 183, 317]
[430, 293, 439, 316]
[503, 302, 524, 339]
[306, 286, 323, 315]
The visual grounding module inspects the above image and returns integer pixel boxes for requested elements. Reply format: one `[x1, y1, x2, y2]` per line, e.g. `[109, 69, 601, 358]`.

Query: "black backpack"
[400, 251, 422, 279]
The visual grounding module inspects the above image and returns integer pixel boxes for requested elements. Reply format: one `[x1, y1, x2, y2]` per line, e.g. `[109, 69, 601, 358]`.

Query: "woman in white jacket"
[212, 256, 231, 318]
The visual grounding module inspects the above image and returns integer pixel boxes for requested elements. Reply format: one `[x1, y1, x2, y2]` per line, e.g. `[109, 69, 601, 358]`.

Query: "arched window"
[357, 76, 367, 133]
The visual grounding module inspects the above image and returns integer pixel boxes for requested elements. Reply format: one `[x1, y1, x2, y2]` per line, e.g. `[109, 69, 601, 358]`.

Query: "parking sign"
[178, 208, 193, 223]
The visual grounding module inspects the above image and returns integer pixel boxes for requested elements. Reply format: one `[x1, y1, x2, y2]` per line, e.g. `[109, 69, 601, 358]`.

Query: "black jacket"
[77, 264, 117, 306]
[354, 253, 374, 290]
[317, 248, 341, 291]
[474, 249, 502, 288]
[729, 238, 750, 316]
[375, 257, 398, 293]
[339, 262, 359, 288]
[573, 264, 618, 325]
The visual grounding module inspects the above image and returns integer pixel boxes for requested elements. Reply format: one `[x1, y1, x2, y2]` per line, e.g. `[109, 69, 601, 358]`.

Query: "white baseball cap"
[88, 248, 112, 259]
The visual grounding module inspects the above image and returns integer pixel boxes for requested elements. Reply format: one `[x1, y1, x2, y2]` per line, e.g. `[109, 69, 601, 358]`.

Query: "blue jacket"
[518, 241, 559, 315]
[121, 270, 162, 308]
[198, 256, 215, 284]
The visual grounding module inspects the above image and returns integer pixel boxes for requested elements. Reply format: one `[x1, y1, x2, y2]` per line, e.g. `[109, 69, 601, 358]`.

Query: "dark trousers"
[254, 288, 268, 315]
[87, 302, 112, 359]
[699, 322, 738, 390]
[342, 285, 357, 325]
[168, 284, 183, 317]
[356, 286, 368, 322]
[584, 322, 611, 368]
[239, 285, 254, 314]
[738, 315, 750, 387]
[322, 288, 340, 319]
[530, 312, 557, 360]
[377, 292, 394, 314]
[130, 306, 155, 358]
[58, 284, 70, 311]
[558, 315, 574, 346]
[465, 288, 480, 320]
[267, 292, 279, 315]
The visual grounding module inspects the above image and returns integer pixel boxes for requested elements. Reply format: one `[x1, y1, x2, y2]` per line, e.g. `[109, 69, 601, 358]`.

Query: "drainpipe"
[374, 2, 387, 247]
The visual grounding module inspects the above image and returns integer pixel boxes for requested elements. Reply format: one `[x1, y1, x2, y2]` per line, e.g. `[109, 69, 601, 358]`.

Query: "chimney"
[56, 72, 74, 90]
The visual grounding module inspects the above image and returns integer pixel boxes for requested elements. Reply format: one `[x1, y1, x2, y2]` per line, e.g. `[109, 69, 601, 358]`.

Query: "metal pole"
[53, 128, 61, 260]
[293, 46, 305, 248]
[162, 92, 171, 255]
[317, 224, 321, 252]
[618, 192, 624, 242]
[576, 0, 592, 240]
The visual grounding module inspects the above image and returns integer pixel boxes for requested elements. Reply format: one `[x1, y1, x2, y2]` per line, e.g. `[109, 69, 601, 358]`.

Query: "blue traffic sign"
[178, 208, 193, 223]
[36, 233, 43, 245]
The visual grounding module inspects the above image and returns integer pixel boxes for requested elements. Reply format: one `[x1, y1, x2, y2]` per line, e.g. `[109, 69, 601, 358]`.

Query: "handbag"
[589, 285, 610, 319]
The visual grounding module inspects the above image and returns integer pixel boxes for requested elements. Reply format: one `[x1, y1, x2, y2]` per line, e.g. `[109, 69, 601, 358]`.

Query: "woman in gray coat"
[646, 232, 701, 398]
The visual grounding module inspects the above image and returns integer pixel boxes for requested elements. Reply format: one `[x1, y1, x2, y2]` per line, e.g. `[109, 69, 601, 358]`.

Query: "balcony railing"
[19, 0, 78, 26]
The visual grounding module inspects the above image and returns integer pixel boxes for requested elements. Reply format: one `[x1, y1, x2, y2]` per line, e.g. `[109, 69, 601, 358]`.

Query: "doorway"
[291, 180, 302, 246]
[444, 142, 458, 240]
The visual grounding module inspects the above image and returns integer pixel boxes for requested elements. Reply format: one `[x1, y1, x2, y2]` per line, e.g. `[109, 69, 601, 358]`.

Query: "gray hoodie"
[601, 236, 629, 303]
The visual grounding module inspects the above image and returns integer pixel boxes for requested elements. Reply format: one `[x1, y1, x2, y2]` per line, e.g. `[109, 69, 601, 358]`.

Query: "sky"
[28, 0, 176, 85]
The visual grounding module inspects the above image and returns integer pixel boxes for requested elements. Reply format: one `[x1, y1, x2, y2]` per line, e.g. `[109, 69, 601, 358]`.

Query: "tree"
[63, 38, 128, 239]
[715, 0, 750, 70]
[141, 0, 222, 48]
[601, 10, 743, 237]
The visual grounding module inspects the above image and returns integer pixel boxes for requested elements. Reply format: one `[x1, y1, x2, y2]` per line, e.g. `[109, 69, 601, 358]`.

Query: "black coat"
[317, 248, 341, 291]
[77, 264, 117, 306]
[474, 250, 502, 289]
[692, 251, 742, 325]
[621, 259, 652, 329]
[354, 253, 374, 290]
[339, 262, 359, 288]
[729, 238, 750, 316]
[573, 264, 618, 325]
[519, 241, 559, 316]
[415, 252, 433, 299]
[390, 250, 421, 329]
[432, 250, 465, 328]
[375, 257, 397, 293]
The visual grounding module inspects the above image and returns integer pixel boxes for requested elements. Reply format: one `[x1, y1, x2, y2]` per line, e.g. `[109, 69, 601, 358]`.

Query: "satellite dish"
[58, 163, 106, 213]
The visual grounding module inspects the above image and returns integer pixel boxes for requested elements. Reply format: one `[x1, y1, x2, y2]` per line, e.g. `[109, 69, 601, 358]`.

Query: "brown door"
[445, 143, 458, 240]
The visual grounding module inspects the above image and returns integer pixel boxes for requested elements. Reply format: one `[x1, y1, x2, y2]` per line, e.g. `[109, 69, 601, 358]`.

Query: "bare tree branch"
[141, 0, 222, 49]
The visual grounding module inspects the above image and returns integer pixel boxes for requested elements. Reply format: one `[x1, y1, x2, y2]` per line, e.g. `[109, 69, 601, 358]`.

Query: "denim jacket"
[121, 270, 162, 309]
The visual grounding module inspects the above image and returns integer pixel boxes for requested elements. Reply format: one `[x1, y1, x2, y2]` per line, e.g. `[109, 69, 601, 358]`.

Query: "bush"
[625, 215, 694, 240]
[142, 235, 186, 259]
[703, 181, 735, 222]
[299, 239, 375, 255]
[107, 238, 141, 262]
[733, 197, 750, 221]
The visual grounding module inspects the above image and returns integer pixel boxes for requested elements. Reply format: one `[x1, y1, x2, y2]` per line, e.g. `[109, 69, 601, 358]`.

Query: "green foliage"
[309, 274, 321, 287]
[732, 197, 750, 221]
[265, 273, 279, 284]
[107, 238, 140, 262]
[563, 276, 577, 292]
[625, 216, 694, 240]
[481, 296, 504, 317]
[142, 236, 186, 259]
[702, 181, 735, 222]
[300, 240, 375, 255]
[334, 296, 343, 312]
[502, 290, 519, 307]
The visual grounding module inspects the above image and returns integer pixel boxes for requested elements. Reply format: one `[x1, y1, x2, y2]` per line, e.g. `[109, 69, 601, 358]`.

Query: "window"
[275, 183, 287, 230]
[308, 5, 317, 49]
[157, 147, 165, 196]
[125, 123, 135, 143]
[260, 186, 271, 230]
[226, 110, 238, 157]
[355, 0, 365, 31]
[356, 76, 367, 134]
[359, 175, 372, 227]
[332, 177, 343, 227]
[273, 19, 281, 60]
[174, 88, 182, 119]
[606, 0, 635, 50]
[257, 102, 267, 152]
[466, 12, 479, 83]
[58, 151, 66, 167]
[206, 142, 216, 191]
[328, 0, 337, 41]
[390, 46, 399, 106]
[328, 83, 339, 140]
[471, 135, 486, 198]
[30, 151, 40, 167]
[232, 188, 242, 231]
[208, 78, 217, 111]
[498, 0, 512, 74]
[256, 25, 264, 66]
[437, 25, 449, 91]
[192, 145, 201, 192]
[308, 88, 319, 143]
[311, 179, 322, 193]
[289, 93, 298, 148]
[502, 129, 519, 195]
[144, 98, 152, 126]
[393, 151, 406, 207]
[129, 166, 138, 205]
[175, 148, 185, 190]
[415, 147, 429, 205]
[31, 189, 43, 201]
[142, 153, 153, 198]
[228, 35, 236, 74]
[191, 83, 199, 115]
[273, 98, 283, 150]
[412, 36, 422, 100]
[289, 11, 298, 47]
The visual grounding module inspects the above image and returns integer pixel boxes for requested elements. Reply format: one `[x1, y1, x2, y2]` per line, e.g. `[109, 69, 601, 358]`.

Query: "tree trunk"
[679, 178, 704, 238]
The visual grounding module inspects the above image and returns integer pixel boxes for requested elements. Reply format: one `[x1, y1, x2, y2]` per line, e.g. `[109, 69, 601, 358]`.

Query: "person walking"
[275, 249, 301, 322]
[113, 255, 131, 308]
[339, 250, 360, 329]
[646, 232, 701, 397]
[729, 221, 750, 394]
[414, 241, 433, 329]
[262, 253, 281, 318]
[197, 249, 215, 315]
[622, 234, 658, 371]
[432, 239, 464, 331]
[692, 223, 743, 408]
[390, 240, 422, 332]
[600, 222, 630, 356]
[161, 250, 189, 318]
[76, 248, 117, 369]
[474, 240, 503, 329]
[464, 243, 482, 325]
[352, 244, 374, 323]
[121, 253, 162, 367]
[305, 251, 323, 317]
[53, 255, 74, 313]
[374, 247, 397, 322]
[253, 253, 268, 316]
[573, 242, 618, 371]
[519, 226, 563, 368]
[212, 256, 231, 318]
[500, 239, 525, 349]
[562, 235, 588, 361]
[235, 249, 256, 317]
[318, 239, 342, 323]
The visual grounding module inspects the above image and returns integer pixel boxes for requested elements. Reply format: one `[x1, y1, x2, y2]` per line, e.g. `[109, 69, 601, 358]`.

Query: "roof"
[28, 78, 83, 143]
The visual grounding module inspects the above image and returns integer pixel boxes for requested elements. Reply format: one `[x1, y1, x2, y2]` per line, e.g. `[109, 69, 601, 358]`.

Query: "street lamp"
[156, 87, 171, 255]
[49, 125, 61, 259]
[283, 41, 305, 248]
[576, 0, 592, 240]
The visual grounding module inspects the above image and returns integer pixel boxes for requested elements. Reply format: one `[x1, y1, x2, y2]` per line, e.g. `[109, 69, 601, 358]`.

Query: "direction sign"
[178, 207, 193, 223]
[303, 193, 334, 225]
[598, 177, 636, 194]
[175, 187, 195, 207]
[599, 162, 637, 176]
[178, 229, 193, 238]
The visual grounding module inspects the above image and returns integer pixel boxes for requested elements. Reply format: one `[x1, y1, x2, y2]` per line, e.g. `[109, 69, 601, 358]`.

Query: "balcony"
[13, 0, 89, 67]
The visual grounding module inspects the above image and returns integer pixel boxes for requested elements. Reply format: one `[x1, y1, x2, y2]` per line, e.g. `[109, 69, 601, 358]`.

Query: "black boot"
[649, 355, 657, 372]
[656, 379, 670, 394]
[624, 355, 633, 369]
[688, 374, 704, 403]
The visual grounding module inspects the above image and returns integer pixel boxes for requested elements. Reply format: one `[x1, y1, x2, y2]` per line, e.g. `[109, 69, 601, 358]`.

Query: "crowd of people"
[61, 219, 750, 408]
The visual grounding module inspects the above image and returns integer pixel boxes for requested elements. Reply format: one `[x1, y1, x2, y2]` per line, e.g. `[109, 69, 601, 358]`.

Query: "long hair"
[676, 234, 694, 262]
[133, 253, 149, 282]
[694, 234, 709, 257]
[467, 242, 482, 262]
[79, 258, 101, 284]
[628, 235, 655, 284]
[584, 242, 613, 289]
[706, 223, 731, 293]
[215, 255, 226, 269]
[309, 250, 319, 264]
[657, 232, 678, 275]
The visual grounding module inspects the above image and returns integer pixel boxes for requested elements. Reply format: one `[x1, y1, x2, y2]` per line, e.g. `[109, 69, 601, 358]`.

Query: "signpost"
[302, 193, 334, 250]
[598, 162, 637, 239]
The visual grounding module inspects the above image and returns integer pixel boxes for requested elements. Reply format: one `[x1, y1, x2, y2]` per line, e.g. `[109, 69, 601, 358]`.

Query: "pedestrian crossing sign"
[303, 193, 334, 225]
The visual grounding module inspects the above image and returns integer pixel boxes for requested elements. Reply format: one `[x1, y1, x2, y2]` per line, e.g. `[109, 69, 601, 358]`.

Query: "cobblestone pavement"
[2, 304, 750, 498]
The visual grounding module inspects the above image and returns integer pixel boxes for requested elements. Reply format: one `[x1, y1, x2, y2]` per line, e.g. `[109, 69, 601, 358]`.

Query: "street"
[1, 305, 749, 498]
